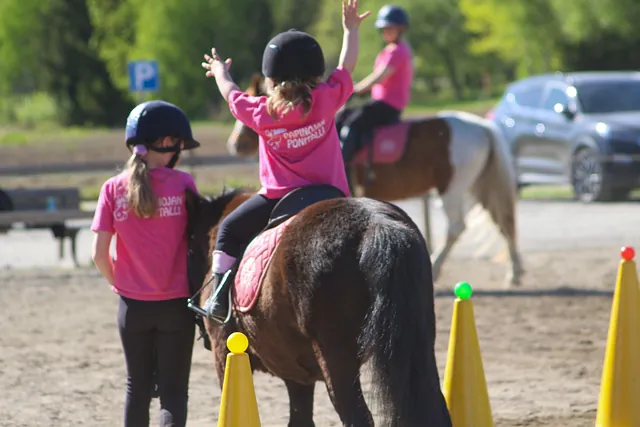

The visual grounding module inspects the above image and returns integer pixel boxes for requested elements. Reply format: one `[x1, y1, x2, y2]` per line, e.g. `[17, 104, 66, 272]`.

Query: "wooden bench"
[0, 187, 94, 267]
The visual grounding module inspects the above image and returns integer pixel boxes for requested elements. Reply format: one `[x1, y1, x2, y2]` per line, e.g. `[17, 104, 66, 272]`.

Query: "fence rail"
[0, 209, 94, 227]
[0, 154, 255, 177]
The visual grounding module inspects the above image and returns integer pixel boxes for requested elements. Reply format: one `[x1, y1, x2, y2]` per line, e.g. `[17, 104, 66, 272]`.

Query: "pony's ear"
[249, 72, 264, 95]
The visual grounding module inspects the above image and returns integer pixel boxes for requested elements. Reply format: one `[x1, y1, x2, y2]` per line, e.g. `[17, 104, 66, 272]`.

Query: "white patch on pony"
[430, 110, 523, 287]
[227, 119, 246, 155]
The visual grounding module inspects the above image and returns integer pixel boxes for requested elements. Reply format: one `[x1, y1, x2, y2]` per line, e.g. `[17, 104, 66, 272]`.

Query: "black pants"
[215, 194, 281, 258]
[337, 100, 401, 163]
[117, 296, 195, 427]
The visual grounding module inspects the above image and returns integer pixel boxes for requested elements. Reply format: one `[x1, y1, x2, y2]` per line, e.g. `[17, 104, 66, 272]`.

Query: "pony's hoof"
[505, 274, 522, 288]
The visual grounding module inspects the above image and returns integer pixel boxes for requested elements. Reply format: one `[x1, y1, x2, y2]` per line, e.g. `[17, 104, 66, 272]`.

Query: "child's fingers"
[201, 62, 211, 70]
[359, 10, 371, 19]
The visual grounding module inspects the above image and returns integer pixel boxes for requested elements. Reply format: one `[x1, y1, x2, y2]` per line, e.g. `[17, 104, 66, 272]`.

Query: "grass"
[0, 97, 497, 147]
[0, 121, 234, 147]
[519, 185, 574, 200]
[79, 176, 259, 202]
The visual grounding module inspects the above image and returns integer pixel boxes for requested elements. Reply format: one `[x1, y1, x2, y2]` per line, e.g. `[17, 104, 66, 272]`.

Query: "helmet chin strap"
[147, 144, 182, 169]
[166, 151, 181, 169]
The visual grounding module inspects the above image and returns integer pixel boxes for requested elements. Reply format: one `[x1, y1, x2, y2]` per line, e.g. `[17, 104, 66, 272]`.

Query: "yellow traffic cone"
[442, 281, 494, 427]
[217, 332, 261, 427]
[595, 246, 640, 427]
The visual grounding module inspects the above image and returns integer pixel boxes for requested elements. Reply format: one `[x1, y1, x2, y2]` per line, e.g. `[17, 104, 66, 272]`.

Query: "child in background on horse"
[195, 0, 371, 323]
[90, 100, 201, 427]
[339, 4, 414, 169]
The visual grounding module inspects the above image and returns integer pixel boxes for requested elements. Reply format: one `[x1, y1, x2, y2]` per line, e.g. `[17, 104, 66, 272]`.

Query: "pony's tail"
[471, 116, 518, 244]
[358, 204, 452, 427]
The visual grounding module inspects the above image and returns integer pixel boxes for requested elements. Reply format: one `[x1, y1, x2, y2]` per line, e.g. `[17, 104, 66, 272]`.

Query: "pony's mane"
[247, 72, 266, 96]
[207, 186, 247, 206]
[198, 186, 255, 251]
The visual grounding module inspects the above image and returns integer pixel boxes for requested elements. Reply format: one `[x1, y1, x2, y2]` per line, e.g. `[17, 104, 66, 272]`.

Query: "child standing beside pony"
[91, 100, 200, 427]
[194, 0, 371, 323]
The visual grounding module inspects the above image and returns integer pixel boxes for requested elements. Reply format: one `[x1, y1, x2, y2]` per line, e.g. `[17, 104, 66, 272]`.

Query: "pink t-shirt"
[371, 41, 414, 111]
[91, 167, 198, 301]
[228, 66, 353, 199]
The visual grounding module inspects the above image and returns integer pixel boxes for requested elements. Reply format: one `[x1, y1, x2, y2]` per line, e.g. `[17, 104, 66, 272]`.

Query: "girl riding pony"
[194, 0, 371, 323]
[91, 100, 200, 427]
[339, 4, 414, 187]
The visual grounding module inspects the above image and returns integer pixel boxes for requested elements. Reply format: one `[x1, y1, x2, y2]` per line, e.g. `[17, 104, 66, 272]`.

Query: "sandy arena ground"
[1, 198, 640, 426]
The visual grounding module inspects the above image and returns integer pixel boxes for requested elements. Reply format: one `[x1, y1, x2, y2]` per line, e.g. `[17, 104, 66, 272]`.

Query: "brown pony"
[227, 73, 524, 287]
[185, 186, 452, 427]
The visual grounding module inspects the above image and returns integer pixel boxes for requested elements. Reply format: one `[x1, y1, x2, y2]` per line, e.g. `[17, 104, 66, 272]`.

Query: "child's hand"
[202, 48, 232, 78]
[342, 0, 371, 31]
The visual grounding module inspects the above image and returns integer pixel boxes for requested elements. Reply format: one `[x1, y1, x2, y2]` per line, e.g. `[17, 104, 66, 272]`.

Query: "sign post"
[127, 60, 160, 104]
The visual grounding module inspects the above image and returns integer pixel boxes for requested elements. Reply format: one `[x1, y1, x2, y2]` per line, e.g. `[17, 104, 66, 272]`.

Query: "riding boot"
[202, 271, 232, 324]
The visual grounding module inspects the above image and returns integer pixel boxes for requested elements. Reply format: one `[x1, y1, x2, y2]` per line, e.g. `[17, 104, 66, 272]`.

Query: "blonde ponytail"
[266, 77, 320, 120]
[126, 154, 157, 218]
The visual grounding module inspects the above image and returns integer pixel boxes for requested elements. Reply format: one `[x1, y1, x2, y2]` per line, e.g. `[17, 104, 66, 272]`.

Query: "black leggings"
[215, 194, 281, 258]
[117, 296, 195, 427]
[337, 100, 401, 163]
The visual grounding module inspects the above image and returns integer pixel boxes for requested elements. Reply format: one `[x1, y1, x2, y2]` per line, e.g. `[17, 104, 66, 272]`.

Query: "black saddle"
[264, 184, 347, 231]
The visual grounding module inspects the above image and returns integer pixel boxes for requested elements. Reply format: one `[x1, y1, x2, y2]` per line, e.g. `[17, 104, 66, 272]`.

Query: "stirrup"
[187, 269, 233, 325]
[208, 279, 233, 325]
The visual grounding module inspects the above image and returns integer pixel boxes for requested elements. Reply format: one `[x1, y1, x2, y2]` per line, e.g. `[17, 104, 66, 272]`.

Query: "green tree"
[87, 0, 139, 94]
[38, 0, 132, 126]
[460, 0, 563, 77]
[130, 0, 273, 118]
[0, 0, 48, 94]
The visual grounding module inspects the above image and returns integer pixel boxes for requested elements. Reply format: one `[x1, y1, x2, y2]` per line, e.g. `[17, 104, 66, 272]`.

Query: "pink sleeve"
[91, 180, 115, 233]
[228, 89, 270, 131]
[322, 66, 354, 112]
[377, 45, 410, 70]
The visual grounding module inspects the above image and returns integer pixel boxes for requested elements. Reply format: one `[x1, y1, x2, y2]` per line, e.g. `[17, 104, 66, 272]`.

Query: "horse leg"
[432, 129, 491, 282]
[431, 189, 466, 282]
[504, 228, 525, 286]
[284, 380, 316, 427]
[311, 340, 373, 427]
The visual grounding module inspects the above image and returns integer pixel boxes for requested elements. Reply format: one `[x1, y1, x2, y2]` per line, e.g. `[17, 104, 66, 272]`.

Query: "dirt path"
[0, 245, 623, 426]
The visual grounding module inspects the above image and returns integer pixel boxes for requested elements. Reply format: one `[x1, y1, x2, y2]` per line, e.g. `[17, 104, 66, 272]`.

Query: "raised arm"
[337, 0, 371, 74]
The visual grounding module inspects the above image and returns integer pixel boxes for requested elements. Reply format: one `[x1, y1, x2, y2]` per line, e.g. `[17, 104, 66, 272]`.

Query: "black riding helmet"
[125, 100, 200, 169]
[261, 29, 325, 81]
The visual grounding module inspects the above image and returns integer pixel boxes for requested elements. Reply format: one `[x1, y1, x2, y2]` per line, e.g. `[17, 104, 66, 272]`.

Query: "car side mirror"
[554, 103, 576, 120]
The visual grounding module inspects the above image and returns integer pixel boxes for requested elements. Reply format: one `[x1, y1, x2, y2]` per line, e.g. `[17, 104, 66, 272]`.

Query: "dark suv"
[487, 71, 640, 202]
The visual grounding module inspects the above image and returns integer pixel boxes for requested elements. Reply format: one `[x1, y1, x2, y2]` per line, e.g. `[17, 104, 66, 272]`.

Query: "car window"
[576, 79, 640, 113]
[509, 84, 544, 109]
[541, 87, 569, 111]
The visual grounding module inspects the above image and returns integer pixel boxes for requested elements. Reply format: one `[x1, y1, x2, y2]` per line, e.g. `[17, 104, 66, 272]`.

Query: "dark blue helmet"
[125, 100, 200, 150]
[375, 5, 409, 29]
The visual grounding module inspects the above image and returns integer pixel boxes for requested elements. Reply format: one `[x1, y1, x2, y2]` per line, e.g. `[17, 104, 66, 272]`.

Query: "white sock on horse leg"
[212, 250, 237, 274]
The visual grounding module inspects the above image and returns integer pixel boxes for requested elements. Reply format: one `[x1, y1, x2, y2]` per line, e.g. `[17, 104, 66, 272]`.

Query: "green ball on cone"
[454, 281, 473, 300]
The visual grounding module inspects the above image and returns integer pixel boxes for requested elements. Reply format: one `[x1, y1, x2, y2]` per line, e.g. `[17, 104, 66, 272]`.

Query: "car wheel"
[571, 148, 625, 202]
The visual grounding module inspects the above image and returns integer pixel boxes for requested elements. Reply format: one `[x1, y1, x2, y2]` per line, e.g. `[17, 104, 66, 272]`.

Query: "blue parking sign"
[128, 60, 160, 93]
